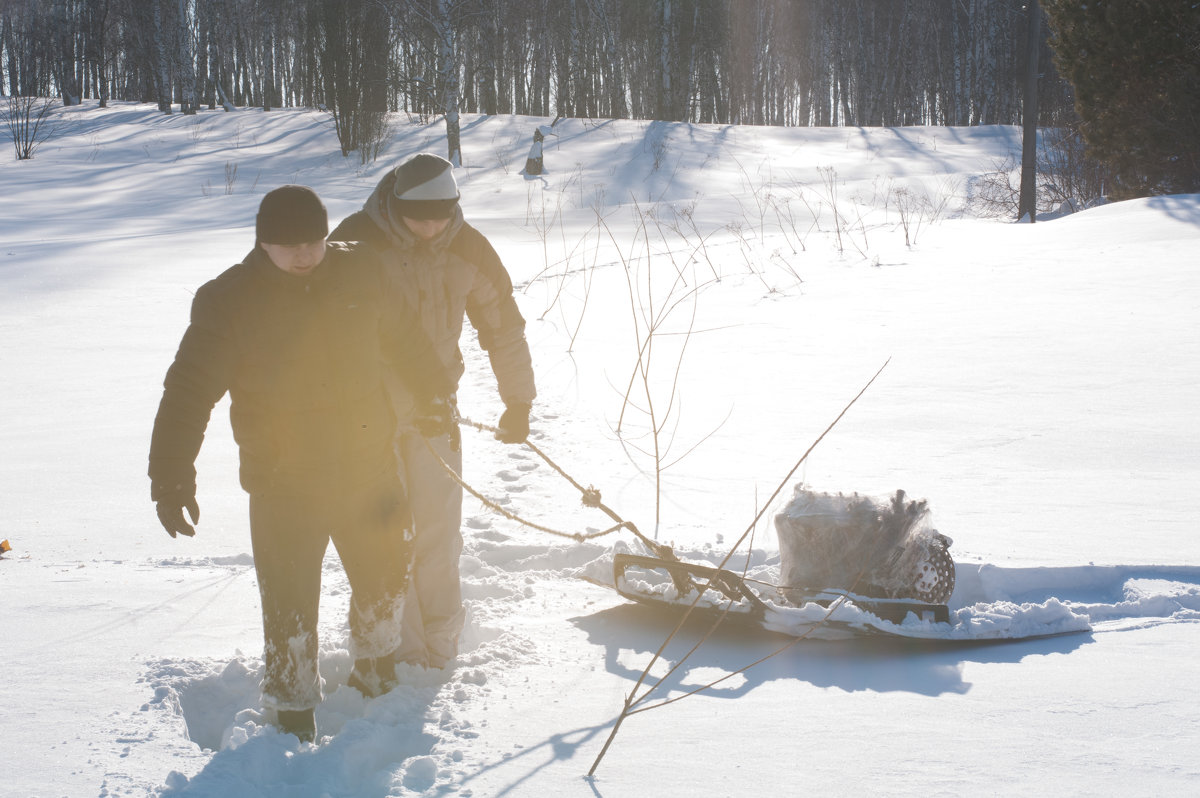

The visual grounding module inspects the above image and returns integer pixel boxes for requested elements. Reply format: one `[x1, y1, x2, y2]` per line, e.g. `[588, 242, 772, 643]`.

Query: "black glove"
[495, 403, 531, 444]
[413, 396, 455, 438]
[156, 493, 199, 538]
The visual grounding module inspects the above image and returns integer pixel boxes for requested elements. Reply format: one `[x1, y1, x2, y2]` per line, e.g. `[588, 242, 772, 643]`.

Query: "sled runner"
[614, 547, 950, 628]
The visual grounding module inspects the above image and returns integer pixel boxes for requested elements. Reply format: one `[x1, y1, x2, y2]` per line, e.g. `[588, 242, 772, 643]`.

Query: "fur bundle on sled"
[774, 486, 954, 604]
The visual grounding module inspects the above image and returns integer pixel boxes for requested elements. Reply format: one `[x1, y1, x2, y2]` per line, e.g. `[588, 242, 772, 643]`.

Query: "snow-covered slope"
[2, 103, 1198, 797]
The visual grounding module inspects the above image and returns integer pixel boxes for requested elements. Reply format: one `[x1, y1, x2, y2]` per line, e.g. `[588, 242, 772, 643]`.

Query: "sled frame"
[613, 552, 951, 627]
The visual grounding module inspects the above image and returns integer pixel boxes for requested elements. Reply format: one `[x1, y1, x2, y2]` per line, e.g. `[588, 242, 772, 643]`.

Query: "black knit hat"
[256, 185, 329, 244]
[389, 153, 460, 221]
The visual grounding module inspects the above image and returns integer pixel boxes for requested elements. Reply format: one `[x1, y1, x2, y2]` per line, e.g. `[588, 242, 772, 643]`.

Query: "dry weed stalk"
[596, 198, 723, 538]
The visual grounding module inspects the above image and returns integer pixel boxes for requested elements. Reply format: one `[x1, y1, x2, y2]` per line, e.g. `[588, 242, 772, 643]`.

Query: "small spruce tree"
[1043, 0, 1200, 198]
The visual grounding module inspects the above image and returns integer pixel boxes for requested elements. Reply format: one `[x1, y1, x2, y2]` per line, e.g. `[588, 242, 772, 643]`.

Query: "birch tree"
[152, 0, 172, 112]
[434, 0, 462, 164]
[175, 0, 196, 113]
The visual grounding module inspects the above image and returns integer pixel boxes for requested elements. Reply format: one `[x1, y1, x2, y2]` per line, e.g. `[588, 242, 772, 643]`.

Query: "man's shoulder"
[450, 221, 493, 251]
[324, 240, 383, 271]
[328, 211, 385, 247]
[325, 240, 360, 258]
[317, 241, 390, 298]
[449, 222, 504, 271]
[198, 253, 257, 298]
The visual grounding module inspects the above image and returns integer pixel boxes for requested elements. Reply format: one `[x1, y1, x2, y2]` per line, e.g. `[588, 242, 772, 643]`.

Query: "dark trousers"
[248, 475, 412, 710]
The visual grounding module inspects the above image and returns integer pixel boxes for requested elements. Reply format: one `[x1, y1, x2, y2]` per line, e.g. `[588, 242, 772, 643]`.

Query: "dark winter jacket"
[148, 242, 452, 500]
[328, 177, 535, 422]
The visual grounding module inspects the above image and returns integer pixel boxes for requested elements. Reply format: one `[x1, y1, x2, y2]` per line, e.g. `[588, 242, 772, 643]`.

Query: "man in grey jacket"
[330, 154, 536, 669]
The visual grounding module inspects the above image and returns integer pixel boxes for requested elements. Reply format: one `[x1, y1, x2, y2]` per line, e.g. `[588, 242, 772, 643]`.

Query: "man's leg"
[248, 493, 329, 719]
[332, 475, 413, 673]
[394, 430, 465, 668]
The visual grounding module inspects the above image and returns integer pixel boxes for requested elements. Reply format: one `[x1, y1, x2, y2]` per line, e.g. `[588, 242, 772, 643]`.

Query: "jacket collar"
[246, 245, 329, 288]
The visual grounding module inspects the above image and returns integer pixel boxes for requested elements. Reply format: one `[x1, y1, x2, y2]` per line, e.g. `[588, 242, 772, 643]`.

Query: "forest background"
[5, 3, 1199, 207]
[2, 0, 1076, 151]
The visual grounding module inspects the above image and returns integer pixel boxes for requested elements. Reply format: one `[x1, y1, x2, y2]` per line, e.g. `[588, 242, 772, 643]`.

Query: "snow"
[2, 102, 1199, 797]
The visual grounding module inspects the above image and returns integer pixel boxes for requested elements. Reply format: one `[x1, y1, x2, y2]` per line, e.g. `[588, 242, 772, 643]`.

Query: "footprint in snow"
[495, 470, 528, 493]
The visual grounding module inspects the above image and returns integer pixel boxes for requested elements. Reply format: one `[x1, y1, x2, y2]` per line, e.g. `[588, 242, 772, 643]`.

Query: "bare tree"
[393, 0, 479, 164]
[585, 0, 628, 117]
[48, 0, 83, 104]
[320, 0, 392, 160]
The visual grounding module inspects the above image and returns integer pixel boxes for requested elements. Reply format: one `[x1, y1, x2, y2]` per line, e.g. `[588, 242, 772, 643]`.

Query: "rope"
[420, 414, 672, 559]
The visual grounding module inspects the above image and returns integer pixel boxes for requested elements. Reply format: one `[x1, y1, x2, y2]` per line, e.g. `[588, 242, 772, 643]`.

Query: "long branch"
[587, 358, 891, 777]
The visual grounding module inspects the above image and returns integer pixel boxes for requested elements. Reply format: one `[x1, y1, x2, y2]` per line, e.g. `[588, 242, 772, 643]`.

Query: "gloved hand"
[156, 493, 199, 538]
[494, 403, 531, 444]
[413, 396, 455, 438]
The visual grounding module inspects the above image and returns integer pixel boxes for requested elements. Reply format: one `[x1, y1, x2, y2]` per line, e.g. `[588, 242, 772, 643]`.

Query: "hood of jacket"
[364, 169, 465, 253]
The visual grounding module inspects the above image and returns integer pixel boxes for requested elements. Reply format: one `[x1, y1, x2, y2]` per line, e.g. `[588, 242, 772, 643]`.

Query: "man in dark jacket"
[149, 185, 452, 742]
[330, 153, 536, 669]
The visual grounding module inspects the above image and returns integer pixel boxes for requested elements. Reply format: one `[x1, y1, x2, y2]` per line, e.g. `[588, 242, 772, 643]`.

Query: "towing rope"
[420, 414, 676, 560]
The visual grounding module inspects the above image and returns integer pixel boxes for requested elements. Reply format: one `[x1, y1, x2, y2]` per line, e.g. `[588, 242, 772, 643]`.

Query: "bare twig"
[4, 95, 57, 160]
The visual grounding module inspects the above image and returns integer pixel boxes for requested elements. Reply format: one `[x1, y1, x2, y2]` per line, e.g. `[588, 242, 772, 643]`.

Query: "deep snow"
[1, 103, 1198, 797]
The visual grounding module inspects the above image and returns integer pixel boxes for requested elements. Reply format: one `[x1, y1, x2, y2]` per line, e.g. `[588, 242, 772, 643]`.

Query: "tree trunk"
[1018, 0, 1041, 222]
[658, 0, 673, 120]
[476, 6, 498, 114]
[3, 10, 19, 96]
[152, 0, 173, 113]
[52, 0, 81, 105]
[176, 0, 196, 113]
[435, 0, 461, 165]
[262, 18, 274, 112]
[363, 2, 388, 113]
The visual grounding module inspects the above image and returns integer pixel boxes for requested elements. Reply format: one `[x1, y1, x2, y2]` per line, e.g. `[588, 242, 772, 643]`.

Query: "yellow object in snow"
[0, 539, 11, 554]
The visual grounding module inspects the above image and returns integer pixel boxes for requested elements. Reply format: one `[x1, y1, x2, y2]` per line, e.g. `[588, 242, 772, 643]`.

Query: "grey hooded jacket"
[329, 174, 536, 422]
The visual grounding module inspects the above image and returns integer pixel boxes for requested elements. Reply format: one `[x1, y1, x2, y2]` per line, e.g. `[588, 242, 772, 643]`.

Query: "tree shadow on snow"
[448, 605, 1091, 798]
[452, 719, 615, 798]
[1145, 194, 1200, 226]
[571, 603, 1091, 700]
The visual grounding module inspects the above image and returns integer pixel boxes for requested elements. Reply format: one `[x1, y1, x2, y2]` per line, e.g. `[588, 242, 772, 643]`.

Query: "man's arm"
[455, 225, 537, 409]
[148, 282, 235, 534]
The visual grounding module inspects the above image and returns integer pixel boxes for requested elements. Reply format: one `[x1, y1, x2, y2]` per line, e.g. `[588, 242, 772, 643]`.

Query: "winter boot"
[276, 708, 316, 743]
[347, 655, 399, 698]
